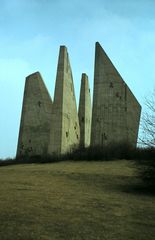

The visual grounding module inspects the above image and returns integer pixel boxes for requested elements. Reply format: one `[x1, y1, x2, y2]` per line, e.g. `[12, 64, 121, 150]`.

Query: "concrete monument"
[48, 46, 80, 154]
[91, 42, 141, 146]
[17, 42, 141, 157]
[78, 73, 92, 147]
[17, 72, 53, 156]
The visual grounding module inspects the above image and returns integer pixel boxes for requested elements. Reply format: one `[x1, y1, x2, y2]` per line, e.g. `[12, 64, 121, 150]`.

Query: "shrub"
[0, 143, 155, 166]
[135, 147, 155, 193]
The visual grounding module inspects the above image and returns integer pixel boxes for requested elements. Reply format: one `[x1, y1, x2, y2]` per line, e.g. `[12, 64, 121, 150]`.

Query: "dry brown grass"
[0, 160, 154, 240]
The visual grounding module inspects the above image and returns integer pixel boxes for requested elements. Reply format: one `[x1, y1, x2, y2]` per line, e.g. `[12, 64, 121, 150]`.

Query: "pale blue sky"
[0, 0, 155, 158]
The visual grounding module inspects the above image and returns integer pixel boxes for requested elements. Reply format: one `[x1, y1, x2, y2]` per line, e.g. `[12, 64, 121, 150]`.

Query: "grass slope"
[0, 160, 154, 240]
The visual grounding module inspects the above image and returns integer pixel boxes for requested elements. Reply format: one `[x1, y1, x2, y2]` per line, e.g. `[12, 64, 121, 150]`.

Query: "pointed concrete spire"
[91, 42, 141, 146]
[17, 72, 53, 156]
[78, 73, 92, 147]
[48, 46, 80, 154]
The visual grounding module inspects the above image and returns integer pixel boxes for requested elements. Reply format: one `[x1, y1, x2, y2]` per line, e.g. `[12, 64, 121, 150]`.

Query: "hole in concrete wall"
[116, 92, 119, 98]
[70, 84, 73, 92]
[97, 118, 100, 123]
[38, 101, 42, 107]
[102, 133, 107, 144]
[89, 88, 90, 93]
[110, 82, 113, 88]
[66, 132, 69, 138]
[20, 143, 24, 149]
[104, 133, 107, 140]
[24, 147, 32, 153]
[28, 147, 33, 152]
[76, 134, 79, 139]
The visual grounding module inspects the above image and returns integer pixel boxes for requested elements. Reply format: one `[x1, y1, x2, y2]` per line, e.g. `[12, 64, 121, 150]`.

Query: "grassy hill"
[0, 160, 155, 240]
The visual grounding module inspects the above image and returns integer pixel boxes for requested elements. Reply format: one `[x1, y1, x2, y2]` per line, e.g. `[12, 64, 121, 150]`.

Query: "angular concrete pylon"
[78, 73, 92, 147]
[17, 72, 53, 156]
[48, 46, 80, 154]
[91, 42, 141, 146]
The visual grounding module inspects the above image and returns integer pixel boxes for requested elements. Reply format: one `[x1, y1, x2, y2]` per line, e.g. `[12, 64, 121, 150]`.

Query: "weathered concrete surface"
[78, 73, 92, 147]
[17, 72, 53, 156]
[48, 46, 80, 154]
[91, 42, 141, 146]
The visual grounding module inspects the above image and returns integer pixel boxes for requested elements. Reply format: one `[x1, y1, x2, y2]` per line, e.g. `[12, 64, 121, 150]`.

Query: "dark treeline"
[0, 143, 155, 165]
[0, 143, 155, 194]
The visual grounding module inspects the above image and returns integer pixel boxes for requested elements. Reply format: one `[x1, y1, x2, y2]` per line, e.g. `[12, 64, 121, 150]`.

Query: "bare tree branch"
[139, 88, 155, 147]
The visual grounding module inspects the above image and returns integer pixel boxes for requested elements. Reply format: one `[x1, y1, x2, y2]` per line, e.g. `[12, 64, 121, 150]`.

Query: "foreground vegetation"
[1, 144, 155, 164]
[0, 160, 155, 240]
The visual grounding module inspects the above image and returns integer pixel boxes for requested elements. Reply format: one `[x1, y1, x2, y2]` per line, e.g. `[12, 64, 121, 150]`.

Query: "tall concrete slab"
[17, 72, 53, 156]
[78, 73, 92, 147]
[91, 42, 141, 146]
[48, 46, 80, 154]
